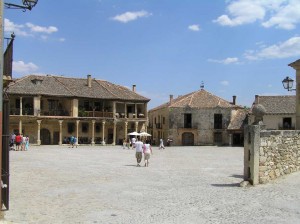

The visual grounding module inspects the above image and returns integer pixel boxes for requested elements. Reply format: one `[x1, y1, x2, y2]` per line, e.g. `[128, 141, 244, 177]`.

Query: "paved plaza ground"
[1, 145, 300, 224]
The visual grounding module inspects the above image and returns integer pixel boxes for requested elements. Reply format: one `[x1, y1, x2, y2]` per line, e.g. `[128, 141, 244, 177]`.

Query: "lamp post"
[287, 59, 300, 129]
[282, 76, 296, 91]
[0, 0, 38, 211]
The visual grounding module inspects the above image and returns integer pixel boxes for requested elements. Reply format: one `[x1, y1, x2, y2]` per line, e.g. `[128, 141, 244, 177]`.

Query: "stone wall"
[259, 130, 300, 184]
[244, 125, 300, 185]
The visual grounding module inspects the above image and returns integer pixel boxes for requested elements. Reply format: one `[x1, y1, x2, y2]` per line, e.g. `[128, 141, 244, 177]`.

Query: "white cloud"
[4, 19, 59, 40]
[245, 36, 300, 60]
[262, 0, 300, 30]
[221, 80, 229, 86]
[4, 19, 28, 36]
[208, 57, 239, 65]
[213, 1, 265, 26]
[188, 24, 200, 31]
[112, 10, 151, 23]
[13, 61, 38, 74]
[26, 23, 58, 34]
[59, 38, 66, 42]
[214, 0, 300, 30]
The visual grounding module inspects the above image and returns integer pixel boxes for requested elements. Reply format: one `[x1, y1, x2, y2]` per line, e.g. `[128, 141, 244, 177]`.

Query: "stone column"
[229, 133, 232, 147]
[58, 120, 63, 145]
[73, 99, 79, 117]
[102, 121, 106, 145]
[144, 103, 148, 119]
[113, 101, 116, 118]
[288, 60, 300, 129]
[113, 120, 117, 145]
[124, 122, 128, 139]
[20, 96, 23, 116]
[37, 120, 41, 145]
[34, 96, 41, 116]
[76, 120, 80, 144]
[91, 120, 95, 145]
[19, 120, 22, 134]
[135, 121, 139, 133]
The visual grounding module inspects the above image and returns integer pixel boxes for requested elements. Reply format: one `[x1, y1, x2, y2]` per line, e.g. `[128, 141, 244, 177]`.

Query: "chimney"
[255, 95, 259, 104]
[169, 94, 174, 104]
[87, 74, 92, 88]
[132, 84, 136, 92]
[232, 95, 236, 105]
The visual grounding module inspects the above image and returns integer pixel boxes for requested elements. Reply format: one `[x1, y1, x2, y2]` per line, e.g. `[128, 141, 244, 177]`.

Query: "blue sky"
[4, 0, 300, 109]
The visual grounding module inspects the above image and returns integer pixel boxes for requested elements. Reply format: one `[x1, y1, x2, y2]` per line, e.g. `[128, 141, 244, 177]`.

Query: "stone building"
[249, 95, 295, 130]
[148, 88, 247, 146]
[7, 74, 150, 145]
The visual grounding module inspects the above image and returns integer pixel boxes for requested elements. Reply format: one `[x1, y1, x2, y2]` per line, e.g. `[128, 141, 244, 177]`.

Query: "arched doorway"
[182, 132, 194, 146]
[40, 128, 51, 145]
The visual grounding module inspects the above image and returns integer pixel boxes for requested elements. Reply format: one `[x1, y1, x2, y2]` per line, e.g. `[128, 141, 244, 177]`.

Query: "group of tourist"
[129, 137, 153, 167]
[10, 133, 30, 151]
[68, 135, 78, 148]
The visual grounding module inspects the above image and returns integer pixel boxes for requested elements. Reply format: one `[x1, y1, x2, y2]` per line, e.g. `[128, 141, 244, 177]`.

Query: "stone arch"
[40, 128, 51, 145]
[182, 132, 194, 146]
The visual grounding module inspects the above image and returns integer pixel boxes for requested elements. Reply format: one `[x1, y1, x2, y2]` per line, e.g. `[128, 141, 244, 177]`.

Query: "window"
[67, 123, 75, 134]
[82, 123, 89, 133]
[214, 132, 222, 144]
[95, 124, 101, 133]
[94, 102, 102, 111]
[283, 117, 292, 129]
[48, 100, 58, 110]
[84, 101, 90, 111]
[214, 114, 223, 129]
[163, 117, 165, 124]
[184, 114, 192, 128]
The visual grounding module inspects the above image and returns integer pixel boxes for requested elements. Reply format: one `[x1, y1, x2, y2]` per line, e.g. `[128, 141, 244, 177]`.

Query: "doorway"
[182, 132, 194, 146]
[40, 128, 51, 145]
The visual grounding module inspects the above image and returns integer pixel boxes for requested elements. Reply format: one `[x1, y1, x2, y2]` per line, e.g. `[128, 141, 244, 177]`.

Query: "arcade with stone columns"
[7, 75, 150, 145]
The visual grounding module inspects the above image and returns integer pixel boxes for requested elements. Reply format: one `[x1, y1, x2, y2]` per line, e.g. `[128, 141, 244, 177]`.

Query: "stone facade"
[244, 124, 300, 185]
[8, 75, 150, 145]
[259, 130, 300, 184]
[149, 89, 246, 146]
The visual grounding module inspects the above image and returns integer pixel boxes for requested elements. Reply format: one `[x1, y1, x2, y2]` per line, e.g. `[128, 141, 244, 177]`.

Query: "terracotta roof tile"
[250, 95, 295, 114]
[7, 74, 150, 102]
[150, 89, 241, 111]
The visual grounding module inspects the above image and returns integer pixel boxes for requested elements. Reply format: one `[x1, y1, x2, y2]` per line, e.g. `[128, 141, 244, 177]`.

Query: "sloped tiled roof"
[150, 89, 241, 111]
[7, 74, 150, 102]
[250, 95, 295, 114]
[228, 109, 248, 130]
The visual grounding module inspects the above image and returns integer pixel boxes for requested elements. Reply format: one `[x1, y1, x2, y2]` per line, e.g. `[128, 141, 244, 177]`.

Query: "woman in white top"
[143, 140, 153, 167]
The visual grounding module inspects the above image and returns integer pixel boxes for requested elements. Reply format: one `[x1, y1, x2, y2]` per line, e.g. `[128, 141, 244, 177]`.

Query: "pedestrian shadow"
[211, 183, 240, 188]
[230, 174, 244, 179]
[124, 165, 138, 167]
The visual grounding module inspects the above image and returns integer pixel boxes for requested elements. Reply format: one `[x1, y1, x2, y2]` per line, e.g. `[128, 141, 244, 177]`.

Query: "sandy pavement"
[1, 145, 300, 224]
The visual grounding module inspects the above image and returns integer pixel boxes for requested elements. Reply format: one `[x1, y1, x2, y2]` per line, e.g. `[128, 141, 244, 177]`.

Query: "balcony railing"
[79, 111, 114, 118]
[10, 108, 34, 115]
[41, 109, 70, 116]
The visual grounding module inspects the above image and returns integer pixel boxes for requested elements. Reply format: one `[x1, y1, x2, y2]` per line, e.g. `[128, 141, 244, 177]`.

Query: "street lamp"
[0, 0, 39, 211]
[5, 0, 38, 11]
[282, 76, 296, 91]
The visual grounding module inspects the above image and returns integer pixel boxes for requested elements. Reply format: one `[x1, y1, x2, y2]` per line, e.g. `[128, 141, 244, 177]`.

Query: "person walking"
[15, 133, 22, 151]
[135, 137, 143, 167]
[143, 140, 152, 167]
[10, 132, 16, 151]
[159, 138, 165, 150]
[25, 136, 30, 151]
[21, 134, 26, 151]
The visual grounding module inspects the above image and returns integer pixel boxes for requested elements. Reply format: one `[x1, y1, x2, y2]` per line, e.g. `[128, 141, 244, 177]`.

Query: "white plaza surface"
[2, 145, 300, 224]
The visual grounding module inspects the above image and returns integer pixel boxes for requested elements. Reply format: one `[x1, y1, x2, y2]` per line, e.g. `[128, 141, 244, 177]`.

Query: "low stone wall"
[259, 130, 300, 184]
[244, 125, 300, 185]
